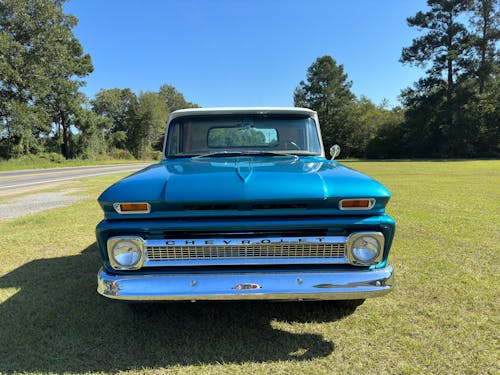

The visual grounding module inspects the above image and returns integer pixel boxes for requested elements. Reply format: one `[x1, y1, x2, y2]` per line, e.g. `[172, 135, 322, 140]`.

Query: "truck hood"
[98, 156, 391, 219]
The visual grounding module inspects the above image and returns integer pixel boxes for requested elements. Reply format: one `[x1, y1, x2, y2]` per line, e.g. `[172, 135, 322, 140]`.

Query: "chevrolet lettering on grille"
[160, 237, 341, 246]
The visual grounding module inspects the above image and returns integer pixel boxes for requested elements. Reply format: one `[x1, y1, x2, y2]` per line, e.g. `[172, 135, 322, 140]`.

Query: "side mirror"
[330, 144, 340, 160]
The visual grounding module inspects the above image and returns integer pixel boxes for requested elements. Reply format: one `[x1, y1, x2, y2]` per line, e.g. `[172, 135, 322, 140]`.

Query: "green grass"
[0, 160, 498, 374]
[0, 157, 151, 171]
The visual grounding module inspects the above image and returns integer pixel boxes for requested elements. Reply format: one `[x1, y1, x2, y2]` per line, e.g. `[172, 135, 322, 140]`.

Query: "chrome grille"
[147, 242, 346, 260]
[143, 236, 348, 266]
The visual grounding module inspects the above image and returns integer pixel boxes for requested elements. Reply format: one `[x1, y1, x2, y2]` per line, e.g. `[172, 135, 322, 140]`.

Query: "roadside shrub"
[35, 152, 66, 163]
[109, 148, 135, 160]
[48, 152, 65, 163]
[145, 150, 163, 160]
[16, 154, 38, 164]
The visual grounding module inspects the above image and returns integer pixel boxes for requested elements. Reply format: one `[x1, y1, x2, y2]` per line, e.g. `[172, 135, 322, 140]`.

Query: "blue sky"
[65, 0, 428, 108]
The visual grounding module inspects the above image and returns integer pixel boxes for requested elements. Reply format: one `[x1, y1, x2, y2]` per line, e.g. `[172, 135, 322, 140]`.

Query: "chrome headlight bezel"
[107, 236, 145, 270]
[347, 232, 385, 266]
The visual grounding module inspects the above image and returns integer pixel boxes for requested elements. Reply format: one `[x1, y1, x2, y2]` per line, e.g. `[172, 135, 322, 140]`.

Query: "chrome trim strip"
[97, 265, 393, 301]
[143, 258, 350, 267]
[113, 202, 151, 214]
[339, 198, 376, 210]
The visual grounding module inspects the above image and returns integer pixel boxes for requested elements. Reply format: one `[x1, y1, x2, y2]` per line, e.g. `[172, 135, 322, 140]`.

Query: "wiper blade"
[193, 151, 245, 158]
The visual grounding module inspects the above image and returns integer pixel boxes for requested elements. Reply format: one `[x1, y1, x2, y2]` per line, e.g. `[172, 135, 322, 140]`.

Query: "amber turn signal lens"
[113, 202, 151, 213]
[342, 200, 370, 208]
[339, 199, 375, 210]
[120, 203, 149, 212]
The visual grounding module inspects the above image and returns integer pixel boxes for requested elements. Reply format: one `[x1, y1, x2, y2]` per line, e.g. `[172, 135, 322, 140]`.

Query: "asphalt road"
[0, 163, 150, 195]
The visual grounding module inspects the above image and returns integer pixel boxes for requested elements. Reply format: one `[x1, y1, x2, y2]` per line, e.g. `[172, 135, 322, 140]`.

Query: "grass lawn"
[0, 160, 498, 374]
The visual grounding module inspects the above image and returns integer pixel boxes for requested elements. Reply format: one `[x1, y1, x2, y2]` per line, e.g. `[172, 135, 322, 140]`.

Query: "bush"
[109, 149, 135, 160]
[145, 150, 163, 161]
[14, 152, 64, 163]
[16, 154, 38, 164]
[34, 152, 66, 163]
[365, 122, 407, 159]
[48, 152, 65, 163]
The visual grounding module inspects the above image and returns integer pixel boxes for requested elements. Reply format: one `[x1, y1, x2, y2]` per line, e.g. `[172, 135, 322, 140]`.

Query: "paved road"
[0, 163, 150, 195]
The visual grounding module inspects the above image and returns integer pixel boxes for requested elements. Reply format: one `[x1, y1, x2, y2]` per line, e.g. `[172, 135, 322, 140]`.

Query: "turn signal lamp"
[339, 198, 375, 210]
[113, 202, 151, 214]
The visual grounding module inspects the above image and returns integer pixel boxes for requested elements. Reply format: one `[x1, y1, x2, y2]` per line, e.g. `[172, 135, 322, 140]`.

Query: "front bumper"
[97, 265, 393, 301]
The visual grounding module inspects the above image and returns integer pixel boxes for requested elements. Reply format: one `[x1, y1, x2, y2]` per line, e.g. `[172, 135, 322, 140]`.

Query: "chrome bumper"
[97, 265, 393, 301]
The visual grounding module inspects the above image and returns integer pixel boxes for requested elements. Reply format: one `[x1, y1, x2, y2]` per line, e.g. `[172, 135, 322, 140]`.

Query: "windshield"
[165, 115, 322, 157]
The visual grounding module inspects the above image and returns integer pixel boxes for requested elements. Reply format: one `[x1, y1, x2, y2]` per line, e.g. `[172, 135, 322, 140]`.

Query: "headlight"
[347, 232, 384, 266]
[107, 236, 144, 270]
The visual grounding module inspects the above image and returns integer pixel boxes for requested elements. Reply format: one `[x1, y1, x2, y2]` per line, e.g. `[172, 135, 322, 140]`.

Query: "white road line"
[0, 170, 138, 190]
[0, 164, 148, 179]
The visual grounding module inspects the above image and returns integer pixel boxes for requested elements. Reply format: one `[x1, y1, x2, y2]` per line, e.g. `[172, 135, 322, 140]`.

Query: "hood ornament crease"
[235, 158, 253, 183]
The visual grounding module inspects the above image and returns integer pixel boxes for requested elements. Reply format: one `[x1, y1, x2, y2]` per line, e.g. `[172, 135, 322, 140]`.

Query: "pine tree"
[294, 56, 356, 155]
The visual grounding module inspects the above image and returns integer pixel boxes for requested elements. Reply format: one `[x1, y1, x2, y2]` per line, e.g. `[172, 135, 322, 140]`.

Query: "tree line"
[81, 85, 197, 160]
[0, 0, 197, 161]
[296, 0, 499, 158]
[1, 0, 498, 161]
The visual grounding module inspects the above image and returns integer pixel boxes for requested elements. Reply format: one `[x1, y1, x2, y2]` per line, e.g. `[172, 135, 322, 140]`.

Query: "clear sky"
[64, 0, 428, 108]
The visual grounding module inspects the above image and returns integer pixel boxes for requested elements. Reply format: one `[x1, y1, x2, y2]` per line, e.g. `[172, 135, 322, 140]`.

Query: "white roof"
[168, 107, 316, 122]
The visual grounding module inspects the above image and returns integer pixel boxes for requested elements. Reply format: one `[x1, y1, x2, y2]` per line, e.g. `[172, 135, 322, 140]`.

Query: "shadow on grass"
[0, 244, 358, 373]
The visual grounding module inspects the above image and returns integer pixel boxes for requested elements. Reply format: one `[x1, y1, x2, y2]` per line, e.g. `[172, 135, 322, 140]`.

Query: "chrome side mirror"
[330, 144, 340, 160]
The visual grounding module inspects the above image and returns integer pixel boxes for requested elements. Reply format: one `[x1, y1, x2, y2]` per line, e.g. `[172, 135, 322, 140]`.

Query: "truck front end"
[96, 108, 395, 302]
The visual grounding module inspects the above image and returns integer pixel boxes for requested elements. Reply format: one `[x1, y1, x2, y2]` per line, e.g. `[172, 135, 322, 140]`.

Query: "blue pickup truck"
[96, 107, 395, 303]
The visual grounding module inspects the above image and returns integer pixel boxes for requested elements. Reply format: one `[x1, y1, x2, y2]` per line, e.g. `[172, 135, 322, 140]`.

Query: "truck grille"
[147, 243, 345, 260]
[143, 236, 348, 266]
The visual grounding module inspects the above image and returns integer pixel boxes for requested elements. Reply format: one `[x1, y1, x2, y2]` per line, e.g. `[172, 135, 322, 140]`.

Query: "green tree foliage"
[128, 91, 169, 159]
[294, 57, 405, 157]
[159, 84, 199, 112]
[401, 0, 472, 99]
[296, 2, 497, 158]
[74, 108, 111, 159]
[470, 0, 499, 93]
[355, 98, 405, 158]
[400, 0, 472, 156]
[467, 1, 500, 157]
[91, 88, 138, 149]
[0, 0, 93, 159]
[89, 85, 198, 159]
[138, 85, 197, 158]
[397, 0, 499, 157]
[294, 56, 357, 155]
[2, 1, 496, 161]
